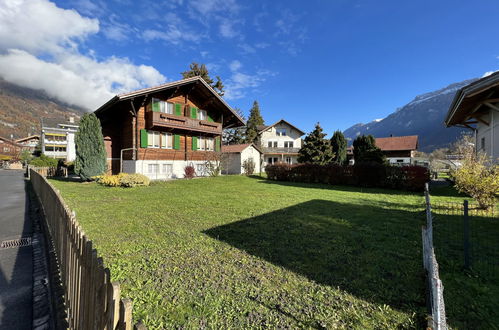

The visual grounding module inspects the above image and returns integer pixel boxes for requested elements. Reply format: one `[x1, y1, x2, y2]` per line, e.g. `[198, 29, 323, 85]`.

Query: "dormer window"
[276, 128, 287, 136]
[198, 109, 207, 121]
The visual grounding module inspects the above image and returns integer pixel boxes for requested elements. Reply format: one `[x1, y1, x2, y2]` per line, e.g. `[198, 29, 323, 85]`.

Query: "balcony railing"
[263, 147, 301, 154]
[146, 111, 222, 134]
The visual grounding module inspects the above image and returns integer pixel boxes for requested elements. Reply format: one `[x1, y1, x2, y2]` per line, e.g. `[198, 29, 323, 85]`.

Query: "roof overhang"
[445, 72, 499, 127]
[94, 76, 245, 128]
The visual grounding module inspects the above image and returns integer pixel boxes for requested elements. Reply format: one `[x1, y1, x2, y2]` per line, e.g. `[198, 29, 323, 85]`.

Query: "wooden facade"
[95, 77, 244, 177]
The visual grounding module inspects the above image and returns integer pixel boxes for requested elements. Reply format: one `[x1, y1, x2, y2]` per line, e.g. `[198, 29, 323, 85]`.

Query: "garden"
[50, 175, 430, 329]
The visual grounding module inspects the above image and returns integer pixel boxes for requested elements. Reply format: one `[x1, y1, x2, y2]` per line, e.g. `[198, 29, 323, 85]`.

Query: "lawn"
[49, 176, 429, 329]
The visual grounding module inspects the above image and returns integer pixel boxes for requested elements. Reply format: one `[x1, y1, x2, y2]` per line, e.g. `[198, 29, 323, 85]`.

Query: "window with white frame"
[197, 164, 205, 175]
[267, 141, 277, 148]
[284, 141, 293, 148]
[152, 98, 174, 114]
[198, 109, 207, 120]
[148, 131, 160, 148]
[276, 128, 287, 136]
[267, 157, 278, 164]
[285, 157, 292, 164]
[148, 164, 159, 174]
[162, 164, 173, 175]
[198, 136, 214, 151]
[161, 133, 173, 149]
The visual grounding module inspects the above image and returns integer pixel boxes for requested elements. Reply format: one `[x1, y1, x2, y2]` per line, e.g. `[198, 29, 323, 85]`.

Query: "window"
[161, 133, 173, 149]
[481, 137, 486, 151]
[276, 128, 287, 136]
[284, 141, 294, 148]
[198, 109, 207, 120]
[198, 136, 214, 151]
[148, 164, 159, 174]
[197, 164, 206, 175]
[152, 98, 174, 114]
[267, 157, 278, 165]
[162, 164, 173, 175]
[267, 140, 278, 148]
[285, 157, 292, 164]
[396, 159, 404, 163]
[148, 131, 160, 148]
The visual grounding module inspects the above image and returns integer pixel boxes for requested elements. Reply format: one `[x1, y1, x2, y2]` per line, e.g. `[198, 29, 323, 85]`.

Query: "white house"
[41, 117, 79, 161]
[222, 143, 262, 174]
[446, 72, 499, 163]
[258, 119, 305, 168]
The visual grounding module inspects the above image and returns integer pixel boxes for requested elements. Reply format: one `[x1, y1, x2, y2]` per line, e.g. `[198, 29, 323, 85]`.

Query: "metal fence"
[422, 183, 447, 330]
[30, 169, 145, 329]
[432, 200, 498, 278]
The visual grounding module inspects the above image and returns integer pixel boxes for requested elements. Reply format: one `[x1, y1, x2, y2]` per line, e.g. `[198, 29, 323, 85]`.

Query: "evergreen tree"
[352, 135, 385, 164]
[181, 62, 225, 96]
[245, 101, 264, 145]
[330, 130, 347, 165]
[223, 108, 246, 145]
[298, 123, 334, 164]
[74, 113, 107, 180]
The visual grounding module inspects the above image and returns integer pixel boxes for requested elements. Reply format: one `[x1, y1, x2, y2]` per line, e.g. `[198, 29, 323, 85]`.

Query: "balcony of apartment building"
[263, 141, 300, 154]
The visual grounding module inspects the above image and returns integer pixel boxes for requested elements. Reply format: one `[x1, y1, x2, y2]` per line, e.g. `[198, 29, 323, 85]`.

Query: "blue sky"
[2, 0, 499, 136]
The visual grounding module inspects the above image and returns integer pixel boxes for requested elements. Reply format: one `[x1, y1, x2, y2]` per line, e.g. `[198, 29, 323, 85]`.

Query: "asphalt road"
[0, 170, 32, 329]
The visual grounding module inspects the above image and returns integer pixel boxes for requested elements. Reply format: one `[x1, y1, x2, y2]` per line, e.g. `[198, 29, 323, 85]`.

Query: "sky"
[1, 0, 499, 136]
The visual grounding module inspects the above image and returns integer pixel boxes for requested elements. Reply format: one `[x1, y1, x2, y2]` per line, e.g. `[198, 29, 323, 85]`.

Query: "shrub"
[242, 159, 256, 175]
[453, 153, 499, 209]
[119, 173, 150, 187]
[184, 166, 195, 179]
[95, 173, 150, 187]
[265, 163, 429, 191]
[30, 154, 58, 167]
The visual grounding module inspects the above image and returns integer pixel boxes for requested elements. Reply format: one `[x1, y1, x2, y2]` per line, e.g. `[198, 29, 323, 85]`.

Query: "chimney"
[390, 134, 393, 137]
[69, 116, 74, 123]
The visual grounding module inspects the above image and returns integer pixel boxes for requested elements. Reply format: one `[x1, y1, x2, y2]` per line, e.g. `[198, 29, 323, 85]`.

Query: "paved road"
[0, 170, 32, 329]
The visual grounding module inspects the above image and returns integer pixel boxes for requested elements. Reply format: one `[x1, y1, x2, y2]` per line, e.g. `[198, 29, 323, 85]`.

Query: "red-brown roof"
[375, 135, 418, 151]
[222, 143, 262, 154]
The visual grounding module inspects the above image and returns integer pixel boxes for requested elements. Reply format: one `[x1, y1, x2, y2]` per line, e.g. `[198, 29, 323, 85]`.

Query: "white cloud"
[0, 0, 166, 110]
[142, 25, 203, 45]
[229, 60, 242, 72]
[219, 20, 239, 38]
[224, 66, 276, 100]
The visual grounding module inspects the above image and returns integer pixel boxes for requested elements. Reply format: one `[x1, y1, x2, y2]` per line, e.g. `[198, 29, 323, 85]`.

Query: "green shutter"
[215, 136, 221, 152]
[140, 129, 148, 148]
[207, 114, 214, 122]
[191, 107, 197, 119]
[175, 103, 182, 116]
[174, 134, 180, 150]
[192, 136, 198, 151]
[152, 99, 160, 112]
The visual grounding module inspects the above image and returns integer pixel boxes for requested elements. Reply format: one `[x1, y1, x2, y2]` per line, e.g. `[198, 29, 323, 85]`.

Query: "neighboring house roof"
[258, 119, 305, 135]
[0, 136, 23, 147]
[375, 135, 418, 151]
[446, 71, 499, 126]
[42, 117, 80, 129]
[222, 143, 263, 154]
[95, 76, 245, 128]
[15, 135, 40, 143]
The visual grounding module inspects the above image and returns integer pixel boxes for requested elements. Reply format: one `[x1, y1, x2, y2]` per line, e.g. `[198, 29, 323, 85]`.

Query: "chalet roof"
[95, 76, 245, 128]
[15, 135, 40, 143]
[446, 71, 499, 126]
[0, 136, 23, 147]
[258, 119, 305, 135]
[375, 135, 418, 151]
[222, 143, 263, 154]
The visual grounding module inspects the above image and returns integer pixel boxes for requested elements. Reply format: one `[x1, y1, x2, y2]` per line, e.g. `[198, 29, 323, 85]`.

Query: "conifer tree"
[298, 123, 334, 164]
[74, 113, 107, 180]
[352, 134, 385, 164]
[181, 63, 225, 96]
[330, 130, 347, 165]
[245, 101, 264, 145]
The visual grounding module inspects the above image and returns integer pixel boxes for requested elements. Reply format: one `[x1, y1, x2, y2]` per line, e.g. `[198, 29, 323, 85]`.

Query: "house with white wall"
[41, 117, 79, 161]
[221, 143, 262, 174]
[258, 119, 304, 167]
[446, 72, 499, 163]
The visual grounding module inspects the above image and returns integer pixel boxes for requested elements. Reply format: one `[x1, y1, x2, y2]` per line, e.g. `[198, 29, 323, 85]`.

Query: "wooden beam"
[484, 102, 499, 112]
[475, 115, 490, 126]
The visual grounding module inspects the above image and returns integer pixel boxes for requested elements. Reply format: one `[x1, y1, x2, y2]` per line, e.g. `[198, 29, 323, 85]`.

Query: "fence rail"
[30, 169, 145, 329]
[423, 183, 447, 330]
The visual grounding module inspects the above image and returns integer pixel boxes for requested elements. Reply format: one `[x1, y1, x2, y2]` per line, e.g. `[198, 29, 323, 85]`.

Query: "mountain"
[343, 79, 478, 152]
[0, 78, 84, 139]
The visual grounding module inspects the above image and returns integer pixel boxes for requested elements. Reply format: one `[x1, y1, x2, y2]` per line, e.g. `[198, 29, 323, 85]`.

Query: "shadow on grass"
[204, 199, 425, 317]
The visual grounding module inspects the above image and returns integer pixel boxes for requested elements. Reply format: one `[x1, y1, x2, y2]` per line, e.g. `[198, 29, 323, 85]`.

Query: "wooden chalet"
[95, 76, 245, 179]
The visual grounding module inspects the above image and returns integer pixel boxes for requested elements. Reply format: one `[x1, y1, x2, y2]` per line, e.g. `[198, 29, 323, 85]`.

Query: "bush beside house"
[265, 163, 429, 191]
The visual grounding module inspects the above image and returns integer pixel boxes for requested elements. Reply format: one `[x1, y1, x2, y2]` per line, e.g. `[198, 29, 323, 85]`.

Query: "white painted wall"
[123, 160, 219, 180]
[223, 145, 262, 174]
[66, 131, 76, 161]
[476, 109, 499, 163]
[260, 123, 302, 149]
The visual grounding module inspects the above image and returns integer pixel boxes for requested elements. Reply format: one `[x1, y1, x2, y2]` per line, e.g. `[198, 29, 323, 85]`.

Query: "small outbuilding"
[222, 143, 263, 174]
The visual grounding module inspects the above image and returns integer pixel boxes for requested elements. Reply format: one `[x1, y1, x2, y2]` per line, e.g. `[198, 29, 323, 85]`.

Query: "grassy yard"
[49, 176, 430, 329]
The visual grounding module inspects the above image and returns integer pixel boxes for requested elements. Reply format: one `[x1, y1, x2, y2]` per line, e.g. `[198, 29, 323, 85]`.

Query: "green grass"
[49, 176, 430, 329]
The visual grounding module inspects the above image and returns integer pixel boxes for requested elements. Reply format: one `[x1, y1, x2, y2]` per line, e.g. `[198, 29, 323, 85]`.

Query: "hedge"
[265, 162, 429, 191]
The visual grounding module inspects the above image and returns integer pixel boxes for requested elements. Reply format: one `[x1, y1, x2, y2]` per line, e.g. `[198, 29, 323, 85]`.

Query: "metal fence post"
[463, 200, 471, 270]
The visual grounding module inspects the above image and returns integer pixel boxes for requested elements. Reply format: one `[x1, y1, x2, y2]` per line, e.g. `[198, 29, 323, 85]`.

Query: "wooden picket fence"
[30, 169, 145, 329]
[28, 165, 68, 178]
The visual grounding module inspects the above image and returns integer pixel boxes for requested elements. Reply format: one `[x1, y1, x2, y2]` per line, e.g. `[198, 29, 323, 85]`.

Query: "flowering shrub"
[94, 173, 150, 187]
[265, 163, 429, 191]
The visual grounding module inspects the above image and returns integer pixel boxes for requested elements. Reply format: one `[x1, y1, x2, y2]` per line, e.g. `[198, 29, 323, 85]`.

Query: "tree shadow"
[204, 199, 426, 316]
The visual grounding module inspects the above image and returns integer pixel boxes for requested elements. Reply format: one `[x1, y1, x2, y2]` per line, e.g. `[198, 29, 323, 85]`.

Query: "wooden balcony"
[145, 111, 222, 134]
